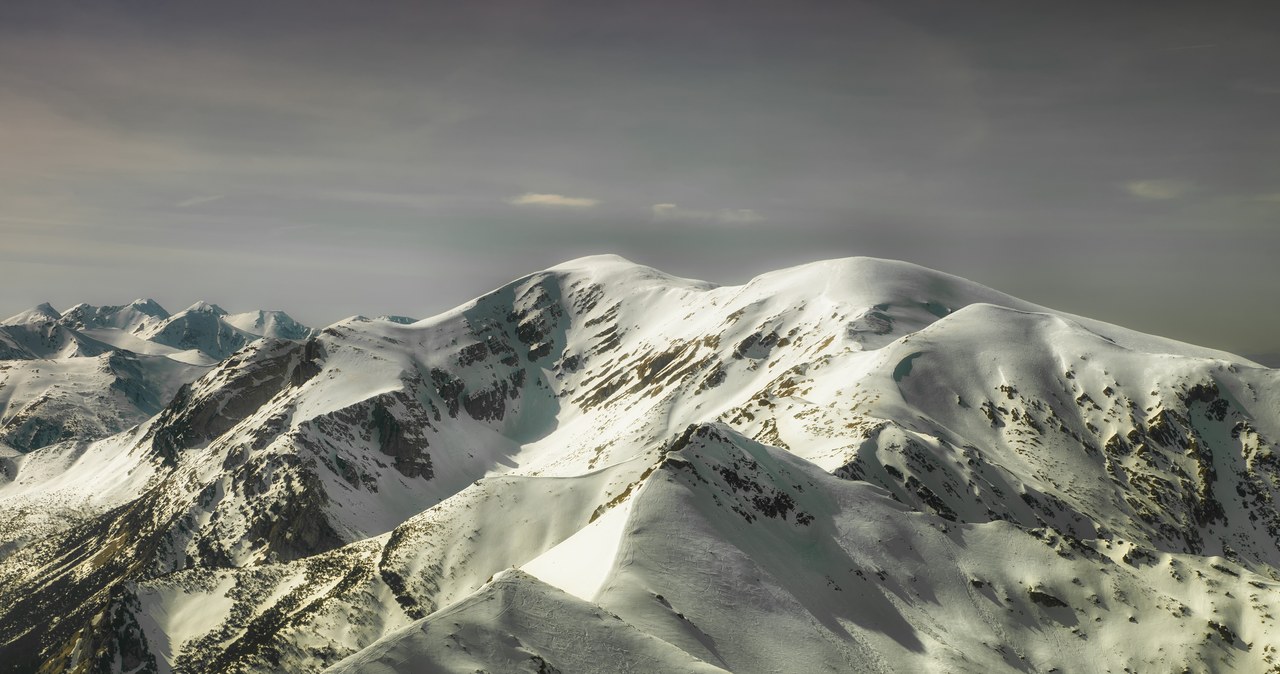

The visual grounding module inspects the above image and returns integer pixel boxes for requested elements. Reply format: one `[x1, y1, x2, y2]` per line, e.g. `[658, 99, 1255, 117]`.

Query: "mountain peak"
[128, 298, 169, 316]
[547, 253, 639, 270]
[542, 253, 716, 292]
[183, 301, 227, 315]
[223, 309, 311, 340]
[1, 302, 61, 325]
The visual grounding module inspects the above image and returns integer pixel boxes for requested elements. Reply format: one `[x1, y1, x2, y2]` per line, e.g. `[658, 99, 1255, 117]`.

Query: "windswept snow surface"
[1, 255, 1278, 674]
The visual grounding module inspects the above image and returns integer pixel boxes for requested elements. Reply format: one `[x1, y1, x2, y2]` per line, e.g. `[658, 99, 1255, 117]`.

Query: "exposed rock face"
[368, 395, 434, 479]
[300, 388, 436, 482]
[148, 338, 324, 465]
[2, 400, 73, 452]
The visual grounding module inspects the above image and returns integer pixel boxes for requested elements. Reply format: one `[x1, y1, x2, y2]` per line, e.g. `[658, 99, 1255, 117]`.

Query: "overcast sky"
[2, 0, 1277, 355]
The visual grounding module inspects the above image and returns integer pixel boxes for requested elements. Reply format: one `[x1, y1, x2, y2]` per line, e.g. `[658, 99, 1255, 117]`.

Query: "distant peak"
[184, 301, 227, 315]
[230, 308, 302, 324]
[2, 302, 61, 325]
[129, 298, 169, 318]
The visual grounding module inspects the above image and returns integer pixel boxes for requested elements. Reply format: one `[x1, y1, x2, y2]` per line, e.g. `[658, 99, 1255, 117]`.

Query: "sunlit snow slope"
[0, 255, 1277, 674]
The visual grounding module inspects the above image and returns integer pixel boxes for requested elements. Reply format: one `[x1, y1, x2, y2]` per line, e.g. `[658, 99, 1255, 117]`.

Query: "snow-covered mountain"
[0, 301, 312, 453]
[0, 256, 1276, 673]
[0, 302, 63, 327]
[136, 302, 313, 363]
[2, 299, 312, 364]
[58, 299, 171, 334]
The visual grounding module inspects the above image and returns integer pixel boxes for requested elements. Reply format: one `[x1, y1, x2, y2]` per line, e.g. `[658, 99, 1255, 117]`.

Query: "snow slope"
[324, 569, 729, 674]
[0, 352, 202, 452]
[0, 318, 116, 360]
[0, 255, 1277, 674]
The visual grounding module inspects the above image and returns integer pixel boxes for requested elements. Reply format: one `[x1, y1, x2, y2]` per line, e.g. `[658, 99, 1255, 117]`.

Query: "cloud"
[1123, 179, 1190, 200]
[651, 203, 763, 225]
[176, 195, 225, 208]
[510, 193, 600, 208]
[1252, 193, 1280, 203]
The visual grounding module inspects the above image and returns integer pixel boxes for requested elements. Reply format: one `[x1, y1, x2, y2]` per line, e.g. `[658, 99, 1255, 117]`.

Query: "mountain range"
[0, 255, 1277, 673]
[0, 300, 311, 455]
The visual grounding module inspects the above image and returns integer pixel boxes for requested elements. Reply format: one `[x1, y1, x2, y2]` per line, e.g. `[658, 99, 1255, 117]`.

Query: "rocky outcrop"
[148, 338, 324, 465]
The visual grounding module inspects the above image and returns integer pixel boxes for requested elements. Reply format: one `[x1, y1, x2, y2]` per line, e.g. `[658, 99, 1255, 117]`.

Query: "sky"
[2, 0, 1277, 357]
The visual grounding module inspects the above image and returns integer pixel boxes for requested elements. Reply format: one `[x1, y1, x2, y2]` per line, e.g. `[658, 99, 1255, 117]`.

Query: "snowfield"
[0, 255, 1277, 673]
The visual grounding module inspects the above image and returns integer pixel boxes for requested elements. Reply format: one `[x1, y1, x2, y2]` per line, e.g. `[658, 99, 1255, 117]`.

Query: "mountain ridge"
[0, 255, 1276, 673]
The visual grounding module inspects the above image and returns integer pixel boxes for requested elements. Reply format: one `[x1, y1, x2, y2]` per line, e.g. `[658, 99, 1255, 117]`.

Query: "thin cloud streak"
[1124, 180, 1191, 200]
[510, 193, 601, 208]
[176, 195, 225, 208]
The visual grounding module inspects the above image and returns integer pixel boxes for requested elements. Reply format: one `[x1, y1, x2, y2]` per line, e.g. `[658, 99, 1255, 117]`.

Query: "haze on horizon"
[2, 0, 1277, 357]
